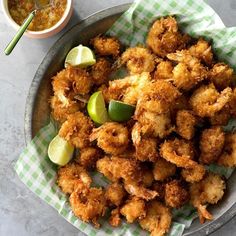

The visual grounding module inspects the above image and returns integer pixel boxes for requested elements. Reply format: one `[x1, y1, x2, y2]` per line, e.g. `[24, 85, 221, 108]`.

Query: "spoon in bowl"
[4, 0, 52, 55]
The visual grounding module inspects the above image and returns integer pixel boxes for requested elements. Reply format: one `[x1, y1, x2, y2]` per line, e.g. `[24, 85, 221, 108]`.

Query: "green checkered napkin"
[15, 0, 236, 235]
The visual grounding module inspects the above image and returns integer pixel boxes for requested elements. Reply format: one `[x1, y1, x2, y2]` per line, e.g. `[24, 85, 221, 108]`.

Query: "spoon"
[4, 0, 52, 56]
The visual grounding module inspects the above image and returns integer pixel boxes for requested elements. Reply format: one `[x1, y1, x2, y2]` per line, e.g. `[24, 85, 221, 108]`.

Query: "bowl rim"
[1, 0, 72, 35]
[23, 3, 236, 236]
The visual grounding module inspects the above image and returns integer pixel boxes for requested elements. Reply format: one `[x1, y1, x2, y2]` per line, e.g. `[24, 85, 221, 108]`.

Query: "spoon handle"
[4, 10, 37, 56]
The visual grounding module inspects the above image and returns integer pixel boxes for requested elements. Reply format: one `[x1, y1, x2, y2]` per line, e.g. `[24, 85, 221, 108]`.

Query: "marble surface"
[1, 0, 236, 235]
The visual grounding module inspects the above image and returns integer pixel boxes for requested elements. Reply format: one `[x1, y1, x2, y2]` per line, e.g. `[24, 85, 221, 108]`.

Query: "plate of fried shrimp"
[21, 2, 236, 236]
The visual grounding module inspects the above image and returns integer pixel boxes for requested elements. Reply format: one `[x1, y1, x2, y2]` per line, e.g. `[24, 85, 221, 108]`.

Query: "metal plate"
[24, 3, 236, 235]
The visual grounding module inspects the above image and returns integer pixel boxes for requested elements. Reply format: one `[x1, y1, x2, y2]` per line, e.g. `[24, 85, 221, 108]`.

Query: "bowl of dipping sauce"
[2, 0, 73, 38]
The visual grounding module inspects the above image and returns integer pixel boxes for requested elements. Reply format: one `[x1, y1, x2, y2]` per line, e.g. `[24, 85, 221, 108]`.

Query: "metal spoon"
[4, 0, 52, 56]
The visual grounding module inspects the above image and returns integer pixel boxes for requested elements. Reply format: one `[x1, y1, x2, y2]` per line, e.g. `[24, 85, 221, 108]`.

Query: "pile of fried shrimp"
[50, 16, 236, 235]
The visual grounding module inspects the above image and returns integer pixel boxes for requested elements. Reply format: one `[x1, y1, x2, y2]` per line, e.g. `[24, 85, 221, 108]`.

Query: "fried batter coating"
[121, 47, 156, 74]
[105, 182, 126, 206]
[120, 197, 146, 223]
[90, 122, 129, 155]
[50, 95, 81, 123]
[91, 35, 120, 57]
[57, 163, 92, 194]
[190, 84, 232, 118]
[160, 139, 205, 182]
[69, 183, 106, 228]
[152, 182, 165, 201]
[141, 167, 155, 187]
[188, 38, 213, 65]
[59, 112, 94, 149]
[139, 201, 172, 236]
[96, 156, 141, 182]
[107, 72, 152, 105]
[146, 16, 188, 57]
[153, 61, 173, 80]
[153, 158, 176, 181]
[209, 105, 231, 126]
[199, 126, 225, 164]
[75, 147, 102, 170]
[218, 133, 236, 167]
[229, 88, 236, 117]
[109, 208, 122, 227]
[176, 110, 197, 140]
[210, 63, 234, 90]
[167, 51, 208, 90]
[190, 173, 226, 223]
[165, 180, 189, 208]
[91, 57, 112, 85]
[124, 181, 158, 201]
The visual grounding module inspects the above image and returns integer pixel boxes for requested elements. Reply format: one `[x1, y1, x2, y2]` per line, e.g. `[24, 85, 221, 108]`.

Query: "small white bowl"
[1, 0, 73, 39]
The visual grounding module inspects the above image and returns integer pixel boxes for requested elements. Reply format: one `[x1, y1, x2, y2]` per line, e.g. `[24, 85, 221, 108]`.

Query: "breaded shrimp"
[153, 61, 173, 80]
[176, 110, 197, 140]
[210, 63, 234, 90]
[167, 51, 208, 90]
[105, 182, 126, 206]
[151, 182, 165, 201]
[146, 16, 189, 57]
[190, 173, 225, 223]
[69, 183, 107, 228]
[218, 133, 236, 167]
[120, 197, 146, 223]
[199, 126, 225, 164]
[165, 180, 189, 208]
[75, 147, 102, 170]
[59, 112, 94, 149]
[91, 35, 121, 57]
[96, 156, 142, 182]
[109, 208, 122, 227]
[121, 47, 156, 74]
[90, 122, 129, 155]
[209, 105, 231, 126]
[57, 163, 92, 194]
[139, 201, 172, 236]
[141, 167, 155, 187]
[190, 84, 232, 118]
[153, 158, 176, 182]
[91, 57, 112, 85]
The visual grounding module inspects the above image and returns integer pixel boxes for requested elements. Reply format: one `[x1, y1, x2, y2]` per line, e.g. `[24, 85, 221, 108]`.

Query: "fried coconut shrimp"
[153, 61, 173, 80]
[121, 47, 156, 74]
[218, 133, 236, 167]
[75, 147, 102, 170]
[131, 122, 159, 162]
[91, 58, 112, 85]
[190, 173, 226, 223]
[96, 156, 141, 182]
[57, 163, 92, 194]
[91, 35, 121, 57]
[105, 182, 126, 206]
[190, 83, 232, 118]
[176, 110, 197, 140]
[146, 16, 189, 57]
[109, 208, 122, 227]
[153, 158, 176, 181]
[210, 63, 234, 90]
[199, 126, 225, 164]
[167, 51, 208, 90]
[188, 38, 213, 66]
[139, 201, 172, 236]
[120, 197, 146, 223]
[160, 139, 205, 183]
[90, 122, 129, 155]
[59, 112, 93, 149]
[165, 180, 189, 208]
[69, 182, 106, 228]
[209, 105, 231, 126]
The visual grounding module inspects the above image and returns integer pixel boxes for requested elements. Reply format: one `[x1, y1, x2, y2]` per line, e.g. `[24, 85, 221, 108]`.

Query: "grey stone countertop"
[1, 0, 236, 235]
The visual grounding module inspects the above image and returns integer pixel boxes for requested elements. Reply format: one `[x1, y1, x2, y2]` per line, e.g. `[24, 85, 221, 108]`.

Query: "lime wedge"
[65, 44, 96, 68]
[108, 100, 135, 122]
[48, 135, 74, 166]
[87, 91, 109, 125]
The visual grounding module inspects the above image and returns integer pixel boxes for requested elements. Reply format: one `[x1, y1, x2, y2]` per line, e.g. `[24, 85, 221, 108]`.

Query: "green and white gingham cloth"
[15, 0, 236, 235]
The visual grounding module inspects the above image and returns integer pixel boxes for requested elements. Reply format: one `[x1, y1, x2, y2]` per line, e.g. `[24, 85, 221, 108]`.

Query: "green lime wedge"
[48, 134, 74, 166]
[65, 44, 96, 68]
[108, 100, 135, 122]
[87, 91, 109, 125]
